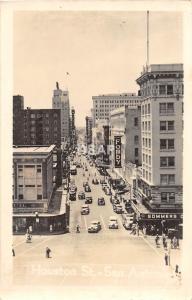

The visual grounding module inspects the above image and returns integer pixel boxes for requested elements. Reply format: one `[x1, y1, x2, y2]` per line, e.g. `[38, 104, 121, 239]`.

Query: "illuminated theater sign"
[114, 136, 121, 168]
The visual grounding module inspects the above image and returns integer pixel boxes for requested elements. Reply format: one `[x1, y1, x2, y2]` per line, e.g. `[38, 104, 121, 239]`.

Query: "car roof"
[109, 216, 117, 220]
[91, 220, 100, 223]
[82, 205, 89, 208]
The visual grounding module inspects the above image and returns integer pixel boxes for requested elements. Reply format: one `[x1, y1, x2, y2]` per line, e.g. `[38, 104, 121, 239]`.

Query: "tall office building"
[13, 95, 24, 145]
[85, 116, 93, 145]
[52, 82, 70, 146]
[136, 64, 183, 211]
[92, 93, 142, 127]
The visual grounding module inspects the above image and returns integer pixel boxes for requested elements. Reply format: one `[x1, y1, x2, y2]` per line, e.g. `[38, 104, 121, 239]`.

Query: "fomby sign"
[114, 136, 121, 168]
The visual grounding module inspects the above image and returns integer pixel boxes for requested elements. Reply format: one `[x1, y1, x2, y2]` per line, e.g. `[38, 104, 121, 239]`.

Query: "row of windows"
[142, 170, 152, 182]
[94, 99, 139, 104]
[159, 102, 174, 114]
[28, 113, 59, 119]
[143, 154, 151, 165]
[142, 138, 151, 148]
[160, 121, 174, 131]
[142, 121, 151, 131]
[160, 156, 175, 167]
[18, 194, 42, 200]
[160, 139, 174, 150]
[161, 192, 175, 203]
[142, 103, 151, 115]
[160, 174, 175, 185]
[141, 84, 183, 98]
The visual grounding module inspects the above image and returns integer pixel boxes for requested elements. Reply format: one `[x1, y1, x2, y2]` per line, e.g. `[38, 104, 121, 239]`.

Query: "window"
[168, 157, 175, 167]
[135, 159, 138, 165]
[37, 195, 42, 200]
[168, 121, 174, 131]
[167, 103, 174, 113]
[168, 139, 174, 149]
[160, 175, 167, 185]
[145, 104, 147, 114]
[143, 154, 145, 162]
[148, 121, 151, 131]
[145, 138, 148, 147]
[169, 192, 175, 203]
[142, 105, 145, 115]
[149, 156, 151, 165]
[160, 121, 166, 131]
[167, 85, 173, 95]
[159, 85, 166, 95]
[37, 166, 41, 173]
[159, 103, 166, 114]
[25, 185, 35, 187]
[30, 114, 35, 119]
[134, 135, 139, 144]
[168, 175, 175, 184]
[134, 117, 138, 126]
[149, 172, 151, 182]
[148, 139, 151, 148]
[146, 155, 148, 164]
[148, 103, 151, 114]
[161, 192, 168, 203]
[160, 139, 167, 150]
[145, 122, 147, 131]
[135, 148, 138, 157]
[18, 194, 23, 199]
[160, 157, 167, 167]
[142, 122, 144, 131]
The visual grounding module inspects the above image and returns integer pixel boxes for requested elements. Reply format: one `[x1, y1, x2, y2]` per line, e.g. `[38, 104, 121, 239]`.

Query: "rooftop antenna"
[146, 11, 149, 69]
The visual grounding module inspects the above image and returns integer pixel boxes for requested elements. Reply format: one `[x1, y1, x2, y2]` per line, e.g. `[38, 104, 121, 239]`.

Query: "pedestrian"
[12, 248, 15, 257]
[46, 247, 51, 258]
[164, 250, 169, 266]
[136, 223, 139, 236]
[49, 224, 53, 233]
[175, 264, 179, 277]
[143, 225, 146, 237]
[29, 225, 33, 234]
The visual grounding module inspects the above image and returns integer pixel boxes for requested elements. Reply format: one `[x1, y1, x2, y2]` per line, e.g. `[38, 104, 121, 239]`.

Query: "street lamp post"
[35, 212, 39, 234]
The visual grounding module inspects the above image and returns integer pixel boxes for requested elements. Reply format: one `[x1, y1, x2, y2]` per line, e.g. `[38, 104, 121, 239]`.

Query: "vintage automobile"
[98, 197, 105, 206]
[85, 196, 93, 204]
[88, 220, 101, 233]
[108, 216, 119, 229]
[81, 205, 90, 215]
[78, 191, 85, 200]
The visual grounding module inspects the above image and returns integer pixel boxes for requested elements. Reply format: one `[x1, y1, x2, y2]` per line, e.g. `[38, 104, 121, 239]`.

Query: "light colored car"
[81, 204, 90, 215]
[108, 216, 119, 229]
[113, 204, 123, 214]
[88, 220, 101, 233]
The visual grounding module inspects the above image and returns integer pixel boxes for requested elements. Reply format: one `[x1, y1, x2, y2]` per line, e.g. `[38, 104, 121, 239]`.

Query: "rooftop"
[13, 145, 56, 154]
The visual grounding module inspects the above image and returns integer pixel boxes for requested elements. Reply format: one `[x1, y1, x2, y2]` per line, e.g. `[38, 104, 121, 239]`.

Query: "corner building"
[136, 64, 183, 212]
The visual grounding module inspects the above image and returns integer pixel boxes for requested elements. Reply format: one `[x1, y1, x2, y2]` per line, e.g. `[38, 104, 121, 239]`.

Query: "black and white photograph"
[0, 1, 192, 300]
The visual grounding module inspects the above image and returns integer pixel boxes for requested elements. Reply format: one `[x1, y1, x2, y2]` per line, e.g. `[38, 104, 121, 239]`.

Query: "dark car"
[98, 197, 105, 206]
[78, 191, 85, 200]
[84, 185, 91, 192]
[85, 167, 88, 171]
[92, 178, 99, 185]
[85, 196, 93, 204]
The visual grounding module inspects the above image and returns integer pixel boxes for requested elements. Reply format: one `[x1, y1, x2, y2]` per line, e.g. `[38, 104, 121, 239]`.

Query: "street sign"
[140, 213, 183, 220]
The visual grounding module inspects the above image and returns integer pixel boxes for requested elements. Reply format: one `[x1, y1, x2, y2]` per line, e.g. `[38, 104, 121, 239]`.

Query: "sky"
[13, 11, 183, 127]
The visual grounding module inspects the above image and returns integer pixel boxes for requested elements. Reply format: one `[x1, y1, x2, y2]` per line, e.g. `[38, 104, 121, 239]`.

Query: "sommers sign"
[140, 213, 183, 220]
[114, 136, 121, 168]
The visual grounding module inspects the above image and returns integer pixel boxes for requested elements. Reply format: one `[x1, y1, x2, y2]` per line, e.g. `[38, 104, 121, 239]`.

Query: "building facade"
[136, 64, 183, 211]
[85, 116, 93, 146]
[92, 93, 142, 126]
[13, 96, 61, 147]
[13, 145, 56, 213]
[52, 82, 70, 146]
[13, 95, 24, 145]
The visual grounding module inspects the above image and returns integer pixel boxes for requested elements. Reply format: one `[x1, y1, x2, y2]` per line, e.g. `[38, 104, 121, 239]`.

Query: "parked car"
[88, 220, 101, 233]
[92, 178, 99, 185]
[105, 188, 112, 196]
[85, 196, 93, 204]
[78, 191, 85, 200]
[84, 185, 91, 192]
[113, 204, 123, 214]
[98, 197, 105, 206]
[81, 204, 90, 215]
[122, 214, 134, 230]
[108, 216, 119, 229]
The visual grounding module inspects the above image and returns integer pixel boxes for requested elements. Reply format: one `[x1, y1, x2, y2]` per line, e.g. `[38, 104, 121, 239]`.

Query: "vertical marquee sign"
[114, 136, 122, 168]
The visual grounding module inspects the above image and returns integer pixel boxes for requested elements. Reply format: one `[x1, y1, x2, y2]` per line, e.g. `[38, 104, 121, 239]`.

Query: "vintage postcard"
[0, 1, 192, 300]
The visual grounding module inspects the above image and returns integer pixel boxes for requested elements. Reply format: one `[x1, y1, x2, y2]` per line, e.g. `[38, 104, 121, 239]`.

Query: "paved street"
[12, 155, 182, 292]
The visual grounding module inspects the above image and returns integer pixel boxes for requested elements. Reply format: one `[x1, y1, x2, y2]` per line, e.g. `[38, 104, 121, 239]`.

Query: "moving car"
[78, 191, 85, 200]
[81, 205, 90, 215]
[98, 197, 105, 206]
[113, 204, 123, 214]
[88, 220, 101, 233]
[108, 216, 119, 229]
[69, 190, 76, 201]
[85, 196, 93, 204]
[84, 185, 91, 192]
